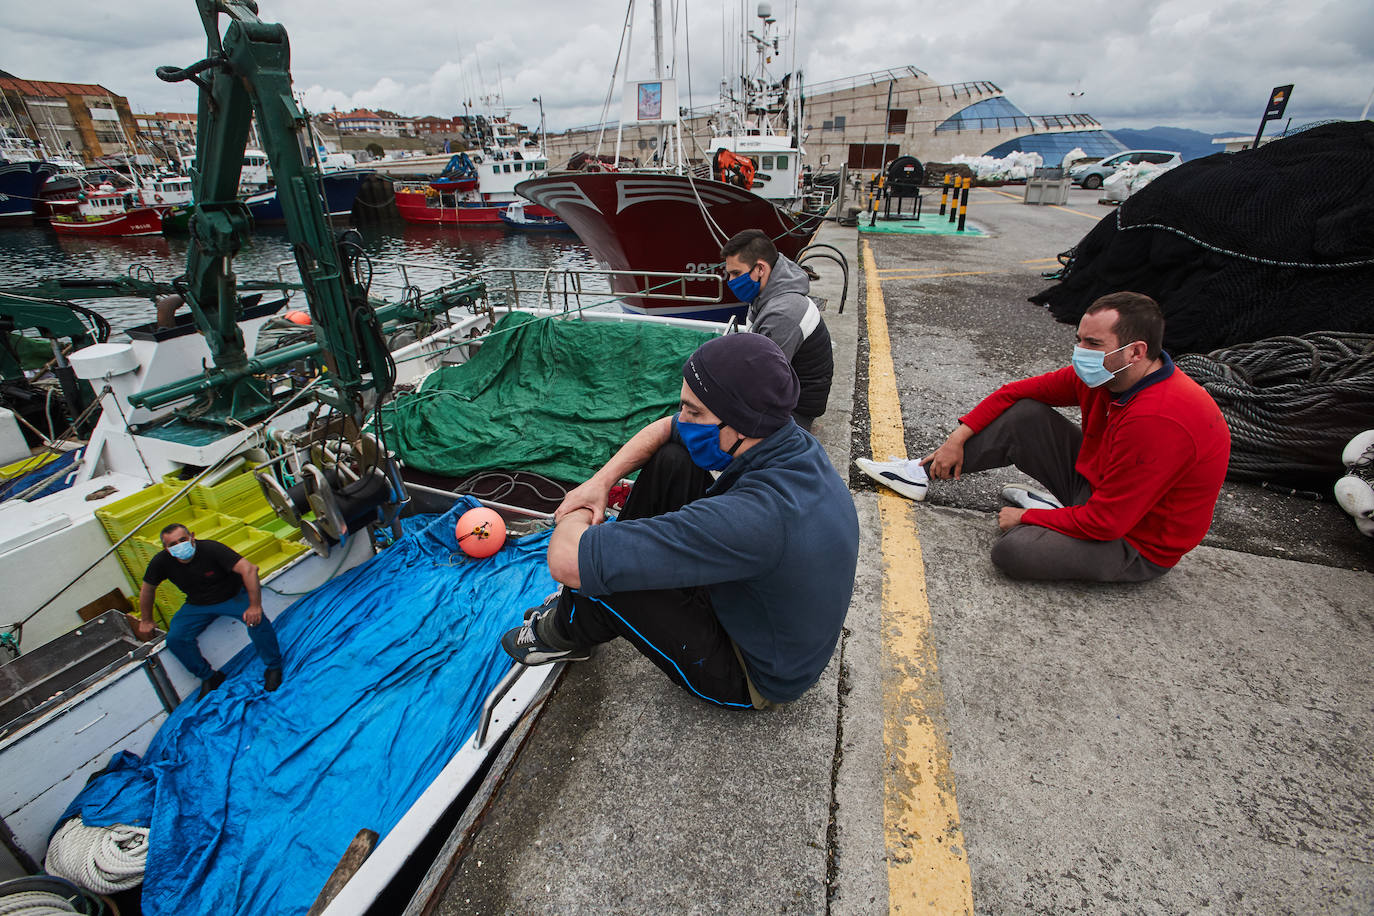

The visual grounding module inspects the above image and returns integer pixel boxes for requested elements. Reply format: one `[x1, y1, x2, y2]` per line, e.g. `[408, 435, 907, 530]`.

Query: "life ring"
[154, 194, 164, 203]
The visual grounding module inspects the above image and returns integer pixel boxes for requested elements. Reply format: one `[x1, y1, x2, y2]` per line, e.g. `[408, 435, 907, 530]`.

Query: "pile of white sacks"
[948, 151, 1043, 181]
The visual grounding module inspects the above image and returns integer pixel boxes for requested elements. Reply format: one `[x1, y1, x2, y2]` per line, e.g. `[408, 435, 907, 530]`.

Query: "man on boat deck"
[138, 524, 284, 697]
[857, 292, 1231, 582]
[721, 229, 834, 432]
[500, 333, 859, 709]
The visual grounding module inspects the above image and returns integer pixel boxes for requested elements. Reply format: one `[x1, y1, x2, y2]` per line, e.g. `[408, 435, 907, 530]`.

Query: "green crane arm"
[144, 0, 393, 423]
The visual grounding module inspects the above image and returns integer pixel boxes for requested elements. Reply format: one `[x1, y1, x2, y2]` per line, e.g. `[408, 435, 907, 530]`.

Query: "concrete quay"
[411, 188, 1373, 915]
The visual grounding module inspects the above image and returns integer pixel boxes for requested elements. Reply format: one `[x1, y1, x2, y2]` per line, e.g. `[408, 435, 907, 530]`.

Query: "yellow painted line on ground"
[1021, 257, 1061, 264]
[1048, 203, 1103, 221]
[992, 189, 1023, 202]
[877, 270, 996, 282]
[862, 239, 975, 916]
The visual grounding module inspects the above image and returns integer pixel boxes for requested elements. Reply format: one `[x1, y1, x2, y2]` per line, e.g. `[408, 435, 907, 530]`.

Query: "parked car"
[1069, 150, 1182, 189]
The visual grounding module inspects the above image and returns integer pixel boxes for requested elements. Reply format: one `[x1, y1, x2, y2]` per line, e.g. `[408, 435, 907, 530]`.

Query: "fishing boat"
[137, 175, 194, 209]
[0, 129, 69, 227]
[394, 184, 558, 225]
[516, 0, 828, 322]
[499, 199, 571, 232]
[395, 115, 556, 225]
[48, 185, 165, 237]
[0, 4, 726, 912]
[242, 168, 374, 224]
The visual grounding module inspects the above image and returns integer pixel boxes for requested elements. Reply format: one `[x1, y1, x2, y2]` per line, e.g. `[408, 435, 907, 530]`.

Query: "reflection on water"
[0, 221, 607, 334]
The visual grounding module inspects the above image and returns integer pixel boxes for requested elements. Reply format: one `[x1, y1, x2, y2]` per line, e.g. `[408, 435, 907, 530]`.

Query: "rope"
[1176, 332, 1374, 484]
[1115, 204, 1374, 270]
[43, 819, 147, 896]
[0, 890, 84, 915]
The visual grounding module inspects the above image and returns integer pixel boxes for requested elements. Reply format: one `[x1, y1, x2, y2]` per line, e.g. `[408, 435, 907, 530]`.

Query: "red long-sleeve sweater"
[960, 362, 1231, 567]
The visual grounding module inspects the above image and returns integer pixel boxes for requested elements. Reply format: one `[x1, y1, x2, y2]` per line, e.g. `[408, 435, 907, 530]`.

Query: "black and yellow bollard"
[870, 174, 885, 227]
[948, 176, 960, 224]
[957, 177, 971, 232]
[938, 173, 951, 216]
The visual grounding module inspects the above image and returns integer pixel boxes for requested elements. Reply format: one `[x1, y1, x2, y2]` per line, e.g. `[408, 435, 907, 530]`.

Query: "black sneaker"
[264, 668, 283, 692]
[501, 601, 591, 666]
[198, 670, 227, 698]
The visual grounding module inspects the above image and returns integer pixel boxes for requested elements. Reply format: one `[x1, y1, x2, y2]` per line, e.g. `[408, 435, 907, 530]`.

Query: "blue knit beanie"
[682, 333, 799, 437]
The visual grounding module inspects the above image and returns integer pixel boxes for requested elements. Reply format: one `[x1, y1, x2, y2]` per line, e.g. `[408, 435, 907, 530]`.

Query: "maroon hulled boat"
[516, 171, 819, 321]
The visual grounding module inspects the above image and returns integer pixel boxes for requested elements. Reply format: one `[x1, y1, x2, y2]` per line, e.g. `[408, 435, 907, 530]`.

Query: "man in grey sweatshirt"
[721, 229, 834, 431]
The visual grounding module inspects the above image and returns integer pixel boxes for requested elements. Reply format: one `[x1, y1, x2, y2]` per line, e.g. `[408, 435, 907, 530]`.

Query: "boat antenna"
[595, 0, 636, 162]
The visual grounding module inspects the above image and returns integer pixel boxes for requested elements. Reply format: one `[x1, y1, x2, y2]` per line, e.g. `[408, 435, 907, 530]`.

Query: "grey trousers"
[962, 400, 1169, 583]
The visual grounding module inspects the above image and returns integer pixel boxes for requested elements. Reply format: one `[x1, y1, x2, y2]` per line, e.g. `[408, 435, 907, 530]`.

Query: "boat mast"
[614, 0, 636, 168]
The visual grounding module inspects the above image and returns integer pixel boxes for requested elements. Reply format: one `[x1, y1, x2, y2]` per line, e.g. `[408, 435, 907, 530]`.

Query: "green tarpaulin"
[382, 311, 714, 483]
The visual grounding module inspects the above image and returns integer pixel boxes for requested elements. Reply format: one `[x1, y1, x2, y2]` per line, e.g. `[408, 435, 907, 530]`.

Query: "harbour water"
[0, 222, 604, 333]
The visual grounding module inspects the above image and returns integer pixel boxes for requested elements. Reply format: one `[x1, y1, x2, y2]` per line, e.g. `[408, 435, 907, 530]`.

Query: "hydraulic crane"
[127, 0, 479, 426]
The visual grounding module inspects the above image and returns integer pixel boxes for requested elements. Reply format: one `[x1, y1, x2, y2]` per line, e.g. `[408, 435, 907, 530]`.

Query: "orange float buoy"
[285, 310, 312, 326]
[456, 506, 506, 558]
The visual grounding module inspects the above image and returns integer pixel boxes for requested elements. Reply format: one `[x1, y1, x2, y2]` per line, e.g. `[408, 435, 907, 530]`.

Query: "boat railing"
[274, 259, 468, 297]
[275, 260, 722, 315]
[468, 266, 723, 313]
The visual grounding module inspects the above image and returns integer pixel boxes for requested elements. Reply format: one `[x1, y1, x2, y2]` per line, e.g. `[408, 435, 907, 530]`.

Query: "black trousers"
[549, 442, 756, 709]
[963, 399, 1168, 583]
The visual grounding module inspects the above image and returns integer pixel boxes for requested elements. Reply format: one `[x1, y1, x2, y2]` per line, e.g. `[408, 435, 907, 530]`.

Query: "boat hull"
[244, 170, 372, 224]
[515, 172, 819, 321]
[50, 207, 165, 237]
[498, 212, 572, 232]
[396, 189, 555, 225]
[0, 161, 59, 225]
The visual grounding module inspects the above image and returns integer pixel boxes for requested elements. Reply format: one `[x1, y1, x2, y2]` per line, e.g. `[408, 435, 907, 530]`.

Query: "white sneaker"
[855, 456, 929, 501]
[1001, 484, 1064, 510]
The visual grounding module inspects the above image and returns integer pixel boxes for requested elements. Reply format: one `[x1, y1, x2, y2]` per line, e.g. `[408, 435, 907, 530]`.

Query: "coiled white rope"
[44, 818, 148, 895]
[0, 890, 82, 915]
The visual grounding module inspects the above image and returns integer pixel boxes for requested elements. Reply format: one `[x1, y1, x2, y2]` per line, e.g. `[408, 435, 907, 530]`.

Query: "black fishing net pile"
[1030, 121, 1374, 355]
[1175, 333, 1374, 485]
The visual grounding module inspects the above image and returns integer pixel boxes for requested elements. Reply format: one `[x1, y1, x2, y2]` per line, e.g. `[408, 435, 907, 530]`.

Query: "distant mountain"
[1103, 126, 1243, 161]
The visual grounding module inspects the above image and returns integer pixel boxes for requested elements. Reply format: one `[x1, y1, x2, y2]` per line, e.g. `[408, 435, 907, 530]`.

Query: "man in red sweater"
[857, 292, 1231, 582]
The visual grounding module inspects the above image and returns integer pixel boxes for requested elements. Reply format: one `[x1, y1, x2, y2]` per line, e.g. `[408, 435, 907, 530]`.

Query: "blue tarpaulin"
[1, 447, 83, 501]
[59, 498, 555, 915]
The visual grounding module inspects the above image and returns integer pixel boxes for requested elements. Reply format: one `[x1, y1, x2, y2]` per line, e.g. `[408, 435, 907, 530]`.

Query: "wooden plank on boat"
[306, 828, 379, 916]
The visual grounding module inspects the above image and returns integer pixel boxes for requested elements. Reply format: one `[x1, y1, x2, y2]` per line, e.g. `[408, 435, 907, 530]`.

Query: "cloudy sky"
[6, 0, 1371, 135]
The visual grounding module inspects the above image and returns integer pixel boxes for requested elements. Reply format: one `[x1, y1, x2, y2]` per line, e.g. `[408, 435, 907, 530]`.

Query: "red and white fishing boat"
[516, 0, 826, 322]
[394, 185, 557, 225]
[49, 184, 165, 237]
[393, 114, 557, 226]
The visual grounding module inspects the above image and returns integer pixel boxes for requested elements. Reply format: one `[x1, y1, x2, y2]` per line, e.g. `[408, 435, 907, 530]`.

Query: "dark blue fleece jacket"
[577, 423, 859, 702]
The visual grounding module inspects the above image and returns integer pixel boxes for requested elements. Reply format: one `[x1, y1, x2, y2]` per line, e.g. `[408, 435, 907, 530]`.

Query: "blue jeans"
[165, 589, 282, 680]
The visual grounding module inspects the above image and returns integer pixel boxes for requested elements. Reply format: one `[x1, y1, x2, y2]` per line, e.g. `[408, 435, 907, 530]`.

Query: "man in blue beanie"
[500, 333, 859, 708]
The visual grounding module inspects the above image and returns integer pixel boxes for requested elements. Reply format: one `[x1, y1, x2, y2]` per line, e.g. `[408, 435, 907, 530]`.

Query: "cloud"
[3, 0, 1369, 135]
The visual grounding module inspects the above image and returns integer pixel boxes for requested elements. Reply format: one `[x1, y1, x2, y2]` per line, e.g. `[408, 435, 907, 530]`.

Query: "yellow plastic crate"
[243, 536, 311, 577]
[95, 482, 199, 541]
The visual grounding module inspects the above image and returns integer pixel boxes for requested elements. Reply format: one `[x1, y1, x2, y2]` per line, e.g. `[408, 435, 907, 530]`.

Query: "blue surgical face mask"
[1071, 344, 1131, 388]
[168, 540, 196, 561]
[674, 413, 742, 471]
[727, 268, 761, 303]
